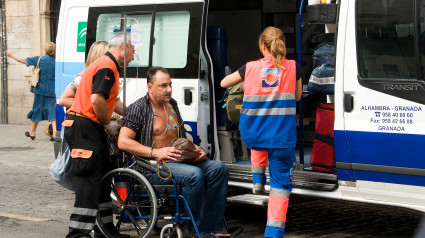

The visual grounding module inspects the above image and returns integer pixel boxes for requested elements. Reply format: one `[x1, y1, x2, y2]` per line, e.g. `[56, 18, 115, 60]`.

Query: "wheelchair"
[96, 146, 243, 238]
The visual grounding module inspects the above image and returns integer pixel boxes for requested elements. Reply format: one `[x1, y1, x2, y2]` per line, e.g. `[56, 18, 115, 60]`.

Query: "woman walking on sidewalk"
[6, 42, 57, 140]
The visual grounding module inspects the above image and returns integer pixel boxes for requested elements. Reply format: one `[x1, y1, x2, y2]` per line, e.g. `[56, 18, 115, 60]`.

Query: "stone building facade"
[1, 0, 60, 124]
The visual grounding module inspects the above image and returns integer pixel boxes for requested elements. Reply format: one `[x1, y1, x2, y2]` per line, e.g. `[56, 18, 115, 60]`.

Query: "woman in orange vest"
[221, 26, 302, 238]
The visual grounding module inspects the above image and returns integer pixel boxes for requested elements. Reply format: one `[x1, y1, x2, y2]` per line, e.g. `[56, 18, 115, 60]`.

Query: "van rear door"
[341, 0, 425, 205]
[84, 1, 206, 147]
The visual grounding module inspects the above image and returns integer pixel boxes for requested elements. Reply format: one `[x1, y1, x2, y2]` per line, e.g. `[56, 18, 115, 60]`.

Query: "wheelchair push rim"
[96, 168, 158, 238]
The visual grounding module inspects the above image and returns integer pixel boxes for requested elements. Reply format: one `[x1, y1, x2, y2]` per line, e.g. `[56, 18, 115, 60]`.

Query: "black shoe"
[50, 137, 55, 141]
[25, 131, 35, 140]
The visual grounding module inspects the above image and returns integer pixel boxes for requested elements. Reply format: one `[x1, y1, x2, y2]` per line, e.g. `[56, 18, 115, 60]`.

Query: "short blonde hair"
[85, 40, 109, 68]
[259, 27, 286, 68]
[44, 42, 56, 57]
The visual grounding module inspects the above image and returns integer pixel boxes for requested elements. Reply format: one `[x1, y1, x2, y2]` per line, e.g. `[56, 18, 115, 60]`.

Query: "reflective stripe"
[270, 188, 291, 198]
[101, 215, 113, 223]
[252, 166, 266, 173]
[69, 220, 95, 231]
[240, 107, 296, 116]
[267, 219, 286, 229]
[72, 207, 97, 216]
[98, 202, 112, 210]
[99, 201, 112, 207]
[243, 93, 295, 102]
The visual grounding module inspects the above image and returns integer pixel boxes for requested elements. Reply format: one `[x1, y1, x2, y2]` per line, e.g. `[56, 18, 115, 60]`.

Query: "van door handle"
[344, 93, 353, 112]
[184, 89, 193, 105]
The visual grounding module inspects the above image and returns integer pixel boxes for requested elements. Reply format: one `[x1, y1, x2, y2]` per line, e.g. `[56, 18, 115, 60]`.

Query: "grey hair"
[108, 31, 132, 49]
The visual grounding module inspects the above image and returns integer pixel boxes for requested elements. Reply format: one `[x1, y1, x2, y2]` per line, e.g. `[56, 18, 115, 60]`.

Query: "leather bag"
[30, 56, 41, 87]
[169, 138, 200, 164]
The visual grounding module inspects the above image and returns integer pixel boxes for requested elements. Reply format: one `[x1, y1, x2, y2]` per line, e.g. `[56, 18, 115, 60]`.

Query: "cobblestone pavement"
[0, 124, 424, 238]
[225, 196, 424, 238]
[0, 123, 74, 223]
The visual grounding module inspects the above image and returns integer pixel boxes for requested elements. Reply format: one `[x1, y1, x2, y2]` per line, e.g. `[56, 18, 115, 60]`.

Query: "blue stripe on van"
[346, 130, 425, 169]
[335, 130, 355, 181]
[336, 130, 425, 186]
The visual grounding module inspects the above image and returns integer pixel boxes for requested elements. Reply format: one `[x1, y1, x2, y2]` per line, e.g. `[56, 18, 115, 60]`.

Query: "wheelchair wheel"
[160, 224, 183, 238]
[97, 168, 158, 238]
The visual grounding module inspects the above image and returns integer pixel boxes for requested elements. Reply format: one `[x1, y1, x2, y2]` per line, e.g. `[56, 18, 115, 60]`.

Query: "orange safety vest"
[68, 54, 120, 125]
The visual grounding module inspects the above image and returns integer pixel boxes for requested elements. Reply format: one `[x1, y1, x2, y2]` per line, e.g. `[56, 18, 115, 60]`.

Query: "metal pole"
[297, 0, 306, 169]
[123, 15, 127, 117]
[1, 0, 8, 124]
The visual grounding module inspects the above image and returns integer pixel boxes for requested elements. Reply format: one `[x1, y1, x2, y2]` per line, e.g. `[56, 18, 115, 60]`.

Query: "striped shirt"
[122, 93, 186, 159]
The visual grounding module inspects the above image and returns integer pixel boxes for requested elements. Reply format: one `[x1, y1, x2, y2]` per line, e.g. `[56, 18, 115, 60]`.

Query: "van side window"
[357, 0, 416, 80]
[96, 14, 122, 43]
[87, 3, 202, 79]
[94, 11, 189, 69]
[126, 11, 190, 68]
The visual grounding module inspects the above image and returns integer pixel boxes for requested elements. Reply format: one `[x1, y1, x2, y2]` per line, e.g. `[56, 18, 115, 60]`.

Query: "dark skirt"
[27, 93, 56, 122]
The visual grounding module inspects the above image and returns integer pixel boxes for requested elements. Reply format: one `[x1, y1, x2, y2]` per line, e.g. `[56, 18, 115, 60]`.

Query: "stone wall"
[4, 0, 50, 125]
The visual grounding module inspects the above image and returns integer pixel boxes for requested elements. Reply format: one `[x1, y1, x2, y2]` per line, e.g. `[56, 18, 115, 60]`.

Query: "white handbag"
[29, 56, 41, 87]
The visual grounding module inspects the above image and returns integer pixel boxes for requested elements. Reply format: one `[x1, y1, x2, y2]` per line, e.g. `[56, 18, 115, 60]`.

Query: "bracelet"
[148, 147, 153, 158]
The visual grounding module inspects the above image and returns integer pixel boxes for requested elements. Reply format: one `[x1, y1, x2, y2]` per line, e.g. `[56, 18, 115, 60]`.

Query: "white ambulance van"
[55, 0, 425, 212]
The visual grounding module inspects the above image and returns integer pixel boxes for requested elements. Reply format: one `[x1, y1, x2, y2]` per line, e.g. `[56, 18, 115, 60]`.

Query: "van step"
[293, 170, 337, 181]
[227, 194, 269, 207]
[227, 164, 338, 191]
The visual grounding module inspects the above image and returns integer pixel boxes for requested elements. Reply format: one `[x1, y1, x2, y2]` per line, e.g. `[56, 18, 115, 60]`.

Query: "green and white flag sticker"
[77, 22, 87, 52]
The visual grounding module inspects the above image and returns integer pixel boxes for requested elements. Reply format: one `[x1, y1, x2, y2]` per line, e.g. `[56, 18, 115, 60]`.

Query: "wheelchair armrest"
[134, 156, 171, 178]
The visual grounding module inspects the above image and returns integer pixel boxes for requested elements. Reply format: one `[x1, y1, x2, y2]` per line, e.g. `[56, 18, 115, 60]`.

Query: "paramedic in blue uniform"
[221, 26, 302, 238]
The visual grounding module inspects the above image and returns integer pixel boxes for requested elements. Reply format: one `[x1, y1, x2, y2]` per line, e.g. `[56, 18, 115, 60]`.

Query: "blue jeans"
[144, 159, 229, 235]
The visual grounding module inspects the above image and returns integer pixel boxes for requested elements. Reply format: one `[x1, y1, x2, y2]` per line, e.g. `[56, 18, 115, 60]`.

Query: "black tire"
[97, 168, 158, 238]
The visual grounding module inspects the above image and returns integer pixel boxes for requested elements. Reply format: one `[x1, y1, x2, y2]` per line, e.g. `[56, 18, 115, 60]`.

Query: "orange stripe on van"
[267, 194, 289, 222]
[71, 149, 93, 159]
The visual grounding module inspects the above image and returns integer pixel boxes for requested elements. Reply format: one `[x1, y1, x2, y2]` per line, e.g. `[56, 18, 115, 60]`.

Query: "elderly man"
[118, 66, 229, 237]
[63, 31, 134, 238]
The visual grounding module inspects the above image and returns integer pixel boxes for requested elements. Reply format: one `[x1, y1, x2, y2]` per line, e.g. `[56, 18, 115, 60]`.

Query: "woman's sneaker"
[252, 184, 265, 195]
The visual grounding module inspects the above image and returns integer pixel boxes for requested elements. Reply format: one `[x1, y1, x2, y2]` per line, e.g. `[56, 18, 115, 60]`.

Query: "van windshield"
[357, 0, 421, 81]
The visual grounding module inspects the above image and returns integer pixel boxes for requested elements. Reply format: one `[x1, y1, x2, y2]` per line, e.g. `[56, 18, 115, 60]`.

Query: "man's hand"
[194, 147, 207, 163]
[104, 122, 121, 136]
[153, 147, 182, 162]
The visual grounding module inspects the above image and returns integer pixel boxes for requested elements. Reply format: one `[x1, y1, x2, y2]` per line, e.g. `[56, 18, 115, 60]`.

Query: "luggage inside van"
[310, 103, 334, 172]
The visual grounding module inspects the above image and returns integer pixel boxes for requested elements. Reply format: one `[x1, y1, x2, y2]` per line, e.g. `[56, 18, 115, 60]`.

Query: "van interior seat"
[359, 29, 412, 79]
[207, 26, 229, 127]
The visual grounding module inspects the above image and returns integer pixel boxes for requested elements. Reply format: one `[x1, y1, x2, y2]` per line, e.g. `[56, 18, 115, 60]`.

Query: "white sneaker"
[252, 184, 265, 195]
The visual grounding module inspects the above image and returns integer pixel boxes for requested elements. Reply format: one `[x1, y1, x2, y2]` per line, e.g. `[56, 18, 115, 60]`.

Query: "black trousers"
[64, 115, 113, 238]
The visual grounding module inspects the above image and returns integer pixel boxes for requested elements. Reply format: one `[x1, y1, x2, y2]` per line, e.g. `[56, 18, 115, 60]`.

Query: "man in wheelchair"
[118, 67, 230, 237]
